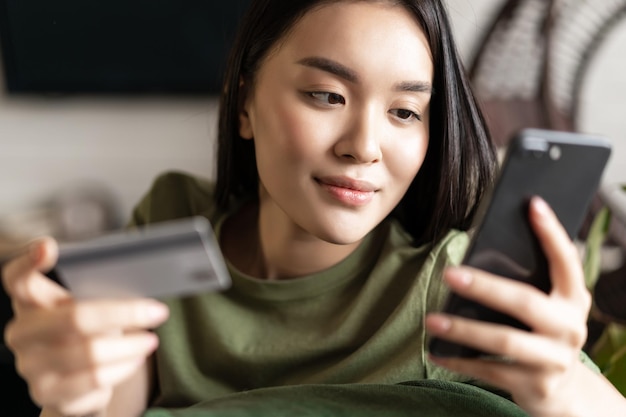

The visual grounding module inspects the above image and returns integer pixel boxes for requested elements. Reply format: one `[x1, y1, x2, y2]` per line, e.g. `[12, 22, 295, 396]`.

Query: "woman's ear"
[238, 77, 254, 140]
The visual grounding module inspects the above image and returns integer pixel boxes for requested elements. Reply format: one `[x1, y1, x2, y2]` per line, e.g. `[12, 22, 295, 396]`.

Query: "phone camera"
[531, 150, 544, 159]
[549, 145, 561, 160]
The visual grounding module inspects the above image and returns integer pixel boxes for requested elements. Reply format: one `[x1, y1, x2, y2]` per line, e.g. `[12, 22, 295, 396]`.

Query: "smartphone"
[428, 128, 612, 358]
[55, 216, 231, 299]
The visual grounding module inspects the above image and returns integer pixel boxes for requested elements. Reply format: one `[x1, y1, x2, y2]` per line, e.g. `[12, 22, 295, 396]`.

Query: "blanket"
[144, 380, 529, 417]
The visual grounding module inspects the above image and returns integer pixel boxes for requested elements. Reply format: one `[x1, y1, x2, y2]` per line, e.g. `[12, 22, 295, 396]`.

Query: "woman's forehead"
[263, 1, 433, 82]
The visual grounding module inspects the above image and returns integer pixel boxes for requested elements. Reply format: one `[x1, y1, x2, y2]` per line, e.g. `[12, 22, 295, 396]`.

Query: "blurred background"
[0, 0, 624, 250]
[0, 1, 250, 251]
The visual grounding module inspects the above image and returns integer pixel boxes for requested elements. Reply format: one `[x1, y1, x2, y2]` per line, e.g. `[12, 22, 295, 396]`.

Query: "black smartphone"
[55, 216, 232, 299]
[428, 128, 612, 358]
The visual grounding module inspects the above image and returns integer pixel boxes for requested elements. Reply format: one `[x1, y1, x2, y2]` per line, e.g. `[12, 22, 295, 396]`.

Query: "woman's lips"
[315, 176, 378, 206]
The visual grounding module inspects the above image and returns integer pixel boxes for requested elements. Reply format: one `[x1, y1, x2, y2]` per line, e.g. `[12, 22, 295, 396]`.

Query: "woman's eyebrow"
[296, 56, 432, 94]
[394, 80, 433, 94]
[297, 56, 359, 83]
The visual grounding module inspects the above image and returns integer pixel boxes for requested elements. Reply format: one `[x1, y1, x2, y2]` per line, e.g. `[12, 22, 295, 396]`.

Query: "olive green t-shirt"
[130, 171, 475, 408]
[131, 171, 599, 416]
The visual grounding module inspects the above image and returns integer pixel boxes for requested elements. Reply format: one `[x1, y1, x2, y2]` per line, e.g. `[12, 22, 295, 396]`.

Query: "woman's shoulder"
[433, 228, 470, 266]
[129, 170, 218, 226]
[383, 221, 471, 312]
[386, 219, 469, 266]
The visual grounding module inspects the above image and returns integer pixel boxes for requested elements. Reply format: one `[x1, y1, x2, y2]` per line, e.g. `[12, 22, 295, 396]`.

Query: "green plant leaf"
[602, 343, 626, 395]
[586, 185, 626, 392]
[583, 206, 612, 289]
[592, 324, 626, 371]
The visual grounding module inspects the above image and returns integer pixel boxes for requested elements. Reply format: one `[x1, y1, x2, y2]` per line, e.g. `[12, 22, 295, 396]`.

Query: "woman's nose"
[334, 107, 383, 163]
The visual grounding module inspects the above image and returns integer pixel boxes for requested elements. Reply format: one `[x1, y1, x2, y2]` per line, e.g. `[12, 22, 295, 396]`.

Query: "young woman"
[3, 1, 625, 416]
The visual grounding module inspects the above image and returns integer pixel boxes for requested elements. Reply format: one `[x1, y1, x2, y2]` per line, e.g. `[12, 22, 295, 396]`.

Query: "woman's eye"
[391, 109, 420, 121]
[308, 92, 345, 105]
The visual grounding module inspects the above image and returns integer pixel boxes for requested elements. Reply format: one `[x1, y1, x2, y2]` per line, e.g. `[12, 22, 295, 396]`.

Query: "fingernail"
[531, 196, 549, 214]
[426, 314, 452, 334]
[145, 333, 160, 350]
[146, 302, 169, 323]
[30, 243, 42, 264]
[446, 267, 472, 287]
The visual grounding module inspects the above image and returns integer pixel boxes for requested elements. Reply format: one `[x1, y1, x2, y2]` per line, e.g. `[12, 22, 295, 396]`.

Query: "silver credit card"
[56, 216, 231, 299]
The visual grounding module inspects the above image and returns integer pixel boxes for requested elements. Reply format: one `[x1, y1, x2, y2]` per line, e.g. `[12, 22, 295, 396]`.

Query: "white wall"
[0, 94, 219, 217]
[0, 92, 220, 244]
[578, 21, 626, 186]
[0, 0, 623, 244]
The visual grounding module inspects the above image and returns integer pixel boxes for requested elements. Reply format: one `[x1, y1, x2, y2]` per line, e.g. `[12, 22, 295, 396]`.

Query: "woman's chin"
[312, 223, 375, 246]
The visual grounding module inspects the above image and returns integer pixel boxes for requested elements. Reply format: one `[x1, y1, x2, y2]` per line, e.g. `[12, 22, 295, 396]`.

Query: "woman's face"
[239, 1, 433, 245]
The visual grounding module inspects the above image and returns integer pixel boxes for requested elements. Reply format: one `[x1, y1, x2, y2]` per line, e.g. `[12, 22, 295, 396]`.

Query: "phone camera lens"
[532, 150, 544, 159]
[549, 145, 561, 160]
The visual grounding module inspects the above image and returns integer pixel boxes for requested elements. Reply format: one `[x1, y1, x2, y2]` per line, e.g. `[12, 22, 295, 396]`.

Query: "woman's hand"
[2, 237, 169, 416]
[426, 197, 626, 417]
